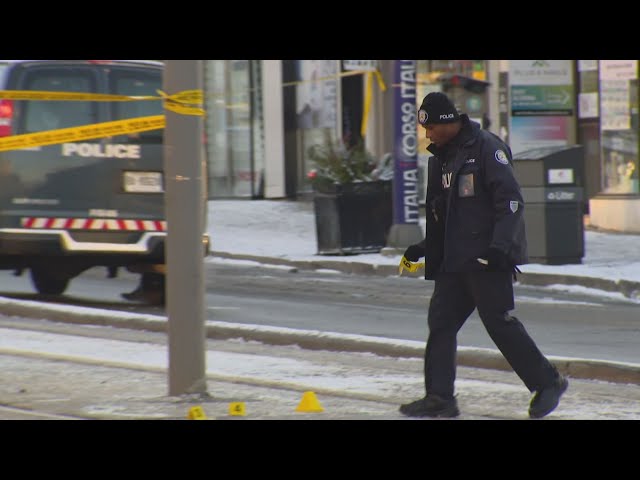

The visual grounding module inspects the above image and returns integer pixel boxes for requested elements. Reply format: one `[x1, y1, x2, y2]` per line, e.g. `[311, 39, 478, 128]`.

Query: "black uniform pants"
[424, 271, 559, 399]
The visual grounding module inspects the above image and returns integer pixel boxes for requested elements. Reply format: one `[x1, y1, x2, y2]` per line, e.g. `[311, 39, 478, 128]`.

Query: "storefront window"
[599, 61, 639, 195]
[295, 60, 339, 193]
[203, 60, 264, 198]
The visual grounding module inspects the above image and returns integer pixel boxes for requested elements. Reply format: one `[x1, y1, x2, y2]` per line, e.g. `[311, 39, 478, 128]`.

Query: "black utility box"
[512, 145, 585, 265]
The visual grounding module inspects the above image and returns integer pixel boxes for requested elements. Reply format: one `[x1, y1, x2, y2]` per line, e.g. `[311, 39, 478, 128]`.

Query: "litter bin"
[512, 145, 585, 265]
[313, 180, 392, 255]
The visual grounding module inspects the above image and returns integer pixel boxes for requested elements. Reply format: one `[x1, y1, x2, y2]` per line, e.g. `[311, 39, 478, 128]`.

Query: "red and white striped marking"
[20, 217, 167, 231]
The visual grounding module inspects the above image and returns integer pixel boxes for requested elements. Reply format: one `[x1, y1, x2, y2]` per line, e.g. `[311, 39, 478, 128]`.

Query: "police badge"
[418, 109, 428, 125]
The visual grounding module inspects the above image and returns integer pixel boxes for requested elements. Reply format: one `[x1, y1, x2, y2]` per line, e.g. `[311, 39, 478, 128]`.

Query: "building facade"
[202, 60, 640, 233]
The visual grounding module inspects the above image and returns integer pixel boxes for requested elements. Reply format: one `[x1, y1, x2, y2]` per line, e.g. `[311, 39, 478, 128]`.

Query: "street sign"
[342, 60, 378, 72]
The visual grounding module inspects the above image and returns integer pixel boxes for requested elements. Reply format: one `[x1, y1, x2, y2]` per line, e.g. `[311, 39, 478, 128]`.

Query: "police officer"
[121, 271, 165, 305]
[400, 92, 568, 419]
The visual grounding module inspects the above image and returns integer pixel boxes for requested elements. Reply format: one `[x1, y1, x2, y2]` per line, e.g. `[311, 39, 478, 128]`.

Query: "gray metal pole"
[163, 60, 207, 396]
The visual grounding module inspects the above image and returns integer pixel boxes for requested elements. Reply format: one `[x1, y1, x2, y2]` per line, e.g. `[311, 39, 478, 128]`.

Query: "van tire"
[29, 268, 70, 295]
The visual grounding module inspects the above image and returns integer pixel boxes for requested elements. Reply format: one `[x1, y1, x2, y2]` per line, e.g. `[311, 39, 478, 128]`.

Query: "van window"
[109, 68, 163, 143]
[0, 63, 9, 83]
[20, 70, 97, 134]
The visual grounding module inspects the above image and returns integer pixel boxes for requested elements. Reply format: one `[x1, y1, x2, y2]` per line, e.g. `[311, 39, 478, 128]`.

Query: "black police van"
[0, 60, 208, 298]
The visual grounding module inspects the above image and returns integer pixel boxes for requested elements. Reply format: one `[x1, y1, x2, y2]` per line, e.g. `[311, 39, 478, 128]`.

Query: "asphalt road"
[0, 261, 638, 366]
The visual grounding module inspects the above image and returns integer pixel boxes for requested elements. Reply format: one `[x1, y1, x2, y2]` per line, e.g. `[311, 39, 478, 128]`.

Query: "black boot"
[122, 273, 165, 305]
[529, 375, 569, 419]
[399, 394, 460, 418]
[121, 284, 144, 301]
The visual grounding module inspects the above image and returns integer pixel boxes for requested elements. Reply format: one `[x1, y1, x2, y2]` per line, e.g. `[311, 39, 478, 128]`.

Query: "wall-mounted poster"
[508, 60, 575, 155]
[296, 60, 338, 130]
[510, 116, 570, 155]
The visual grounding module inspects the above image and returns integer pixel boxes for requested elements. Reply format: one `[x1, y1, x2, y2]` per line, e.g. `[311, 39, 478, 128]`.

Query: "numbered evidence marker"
[229, 402, 246, 416]
[398, 256, 425, 276]
[295, 391, 324, 413]
[187, 406, 208, 420]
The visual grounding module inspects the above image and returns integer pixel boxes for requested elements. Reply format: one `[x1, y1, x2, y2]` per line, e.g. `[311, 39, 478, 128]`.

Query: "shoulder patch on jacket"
[495, 149, 509, 165]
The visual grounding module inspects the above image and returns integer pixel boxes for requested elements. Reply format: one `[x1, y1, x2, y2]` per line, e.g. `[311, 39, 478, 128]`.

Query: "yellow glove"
[398, 256, 425, 276]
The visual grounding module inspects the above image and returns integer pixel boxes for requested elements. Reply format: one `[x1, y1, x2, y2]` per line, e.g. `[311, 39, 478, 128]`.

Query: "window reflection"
[204, 60, 263, 198]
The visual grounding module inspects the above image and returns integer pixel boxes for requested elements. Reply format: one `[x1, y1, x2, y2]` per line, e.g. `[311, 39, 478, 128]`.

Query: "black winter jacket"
[418, 115, 528, 279]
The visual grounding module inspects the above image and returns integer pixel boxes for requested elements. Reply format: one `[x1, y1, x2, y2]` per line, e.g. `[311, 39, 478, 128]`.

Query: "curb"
[2, 298, 639, 387]
[516, 272, 640, 299]
[210, 251, 640, 299]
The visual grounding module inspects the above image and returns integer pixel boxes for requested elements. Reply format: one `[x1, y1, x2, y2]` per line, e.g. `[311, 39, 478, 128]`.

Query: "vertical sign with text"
[393, 60, 419, 225]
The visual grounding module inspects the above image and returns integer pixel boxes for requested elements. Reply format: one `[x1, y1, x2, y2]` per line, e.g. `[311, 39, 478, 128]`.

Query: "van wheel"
[29, 268, 70, 295]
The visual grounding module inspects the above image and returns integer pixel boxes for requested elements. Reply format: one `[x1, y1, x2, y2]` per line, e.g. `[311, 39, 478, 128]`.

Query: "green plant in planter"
[306, 132, 390, 193]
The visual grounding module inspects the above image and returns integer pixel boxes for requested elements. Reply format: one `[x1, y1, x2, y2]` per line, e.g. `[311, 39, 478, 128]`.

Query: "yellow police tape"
[0, 88, 205, 152]
[280, 68, 387, 138]
[0, 90, 159, 102]
[0, 115, 165, 152]
[163, 102, 205, 116]
[0, 89, 203, 105]
[280, 69, 369, 88]
[0, 70, 395, 150]
[398, 256, 425, 276]
[157, 89, 205, 116]
[0, 88, 205, 116]
[361, 70, 386, 137]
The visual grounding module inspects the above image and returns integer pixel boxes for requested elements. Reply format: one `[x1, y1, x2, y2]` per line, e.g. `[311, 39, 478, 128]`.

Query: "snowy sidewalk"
[2, 326, 639, 420]
[207, 199, 640, 300]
